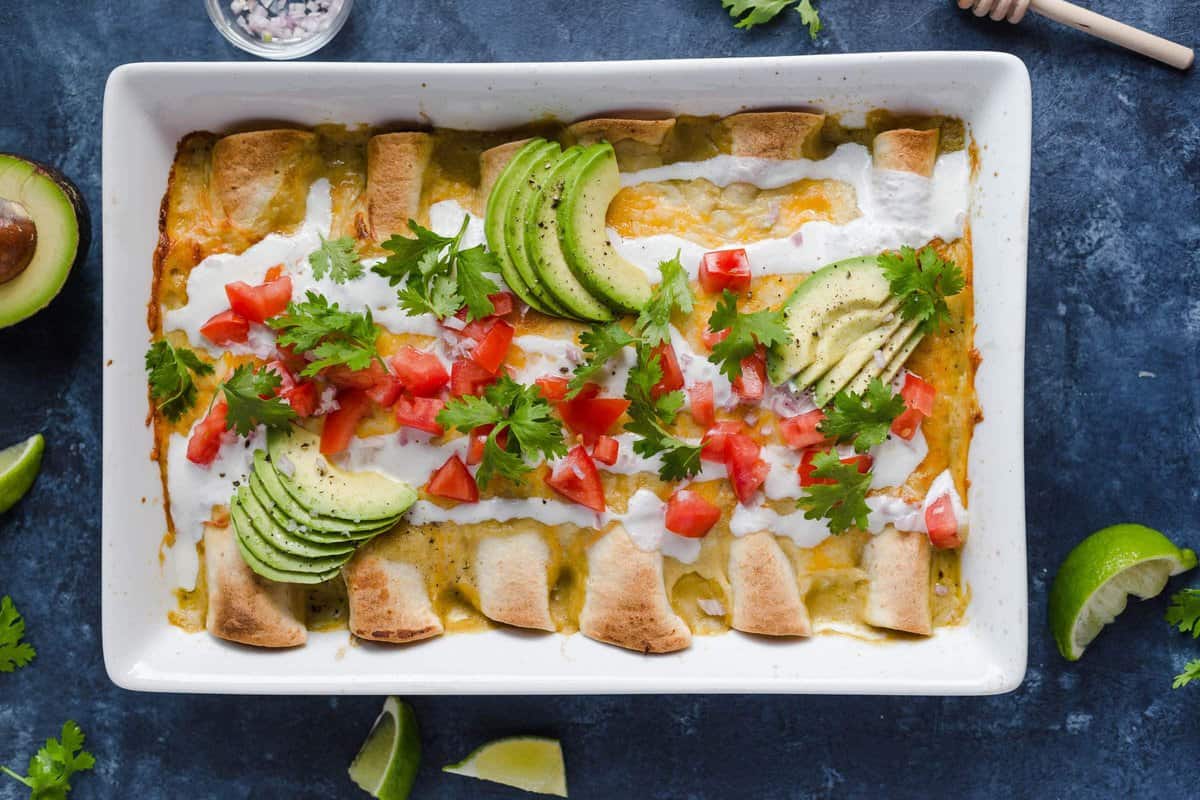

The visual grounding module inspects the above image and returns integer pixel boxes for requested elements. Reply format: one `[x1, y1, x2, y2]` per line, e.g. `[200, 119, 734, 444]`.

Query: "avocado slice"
[842, 317, 923, 397]
[232, 510, 342, 586]
[249, 471, 389, 545]
[879, 328, 925, 386]
[268, 428, 417, 521]
[556, 143, 652, 314]
[236, 485, 356, 559]
[486, 139, 560, 315]
[503, 141, 577, 318]
[252, 451, 394, 537]
[766, 256, 893, 386]
[0, 154, 88, 329]
[792, 296, 902, 390]
[812, 312, 908, 407]
[231, 497, 348, 580]
[523, 147, 614, 322]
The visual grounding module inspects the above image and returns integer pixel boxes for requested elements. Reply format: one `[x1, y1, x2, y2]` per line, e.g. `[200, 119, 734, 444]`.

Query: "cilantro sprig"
[705, 290, 790, 380]
[219, 364, 296, 436]
[721, 0, 821, 39]
[1, 720, 95, 799]
[1167, 588, 1200, 688]
[633, 252, 694, 346]
[624, 348, 703, 482]
[797, 449, 873, 534]
[145, 341, 214, 421]
[818, 379, 906, 452]
[308, 234, 364, 284]
[879, 246, 965, 335]
[567, 323, 637, 399]
[268, 291, 382, 378]
[438, 376, 567, 488]
[372, 219, 500, 322]
[0, 596, 35, 673]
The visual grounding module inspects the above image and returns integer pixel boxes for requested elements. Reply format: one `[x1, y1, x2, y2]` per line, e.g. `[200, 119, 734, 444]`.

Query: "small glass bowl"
[205, 0, 353, 60]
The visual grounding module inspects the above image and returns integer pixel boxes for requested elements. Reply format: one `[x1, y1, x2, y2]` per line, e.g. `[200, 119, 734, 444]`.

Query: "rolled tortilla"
[873, 128, 939, 177]
[729, 532, 812, 637]
[579, 525, 692, 654]
[210, 129, 318, 234]
[476, 530, 555, 632]
[203, 523, 306, 648]
[567, 117, 676, 170]
[477, 138, 532, 214]
[862, 526, 932, 636]
[722, 111, 825, 160]
[366, 132, 433, 241]
[343, 551, 444, 644]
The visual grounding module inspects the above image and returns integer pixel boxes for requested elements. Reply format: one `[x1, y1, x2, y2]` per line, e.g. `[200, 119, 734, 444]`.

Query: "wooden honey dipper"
[958, 0, 1194, 69]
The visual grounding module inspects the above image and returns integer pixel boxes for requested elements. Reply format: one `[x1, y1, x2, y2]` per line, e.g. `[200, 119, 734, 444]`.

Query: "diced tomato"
[365, 375, 403, 407]
[225, 275, 293, 324]
[389, 347, 449, 397]
[471, 319, 514, 374]
[724, 434, 769, 505]
[545, 445, 606, 512]
[701, 327, 730, 350]
[264, 264, 284, 282]
[925, 494, 962, 549]
[458, 317, 495, 342]
[798, 450, 873, 487]
[648, 343, 684, 399]
[779, 410, 828, 450]
[688, 382, 716, 427]
[732, 353, 766, 403]
[263, 360, 297, 392]
[450, 357, 497, 397]
[325, 360, 388, 391]
[453, 291, 517, 323]
[592, 435, 620, 466]
[535, 375, 569, 402]
[394, 395, 446, 435]
[281, 381, 319, 417]
[698, 248, 752, 294]
[274, 344, 308, 374]
[426, 454, 479, 503]
[558, 388, 630, 446]
[186, 399, 229, 466]
[199, 309, 249, 346]
[700, 420, 750, 462]
[665, 489, 722, 538]
[320, 389, 371, 455]
[466, 425, 508, 466]
[891, 373, 937, 441]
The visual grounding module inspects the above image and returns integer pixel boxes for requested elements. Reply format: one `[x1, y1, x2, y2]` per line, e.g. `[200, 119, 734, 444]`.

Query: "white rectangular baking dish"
[102, 54, 1030, 694]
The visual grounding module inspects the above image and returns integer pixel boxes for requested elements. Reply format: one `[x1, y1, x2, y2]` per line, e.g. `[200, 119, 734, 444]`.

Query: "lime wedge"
[348, 697, 420, 800]
[1049, 523, 1196, 661]
[0, 433, 44, 514]
[443, 736, 567, 797]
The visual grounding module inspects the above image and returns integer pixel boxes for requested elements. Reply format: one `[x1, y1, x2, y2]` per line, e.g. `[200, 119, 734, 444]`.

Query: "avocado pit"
[0, 198, 37, 284]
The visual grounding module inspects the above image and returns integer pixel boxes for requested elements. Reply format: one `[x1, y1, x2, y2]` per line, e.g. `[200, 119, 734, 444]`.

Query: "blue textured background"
[1, 1, 1198, 797]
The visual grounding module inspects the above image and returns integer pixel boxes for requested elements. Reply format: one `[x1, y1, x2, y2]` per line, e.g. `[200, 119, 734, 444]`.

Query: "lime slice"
[0, 433, 44, 514]
[443, 736, 567, 797]
[348, 697, 420, 800]
[1049, 523, 1196, 661]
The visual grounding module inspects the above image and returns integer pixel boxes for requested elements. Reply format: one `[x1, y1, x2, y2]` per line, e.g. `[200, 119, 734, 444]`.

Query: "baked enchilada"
[146, 110, 978, 653]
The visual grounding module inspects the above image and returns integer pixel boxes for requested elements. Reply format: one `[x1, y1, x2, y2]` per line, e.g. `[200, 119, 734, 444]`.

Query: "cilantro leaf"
[878, 246, 965, 335]
[145, 341, 213, 422]
[1174, 658, 1200, 689]
[308, 235, 364, 284]
[438, 376, 566, 488]
[623, 346, 702, 482]
[706, 290, 790, 380]
[796, 0, 821, 39]
[373, 218, 498, 322]
[819, 379, 906, 452]
[268, 291, 381, 377]
[568, 323, 637, 399]
[721, 0, 798, 30]
[797, 449, 873, 534]
[219, 364, 296, 436]
[1167, 588, 1200, 638]
[1, 720, 95, 798]
[0, 596, 35, 673]
[634, 252, 694, 347]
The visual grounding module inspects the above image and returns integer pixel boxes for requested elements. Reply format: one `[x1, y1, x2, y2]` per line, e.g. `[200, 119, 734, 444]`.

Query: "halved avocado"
[230, 499, 345, 584]
[556, 143, 652, 313]
[237, 485, 356, 559]
[268, 427, 416, 521]
[0, 154, 88, 329]
[524, 147, 614, 322]
[766, 256, 893, 386]
[485, 139, 559, 315]
[503, 141, 577, 317]
[251, 451, 394, 538]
